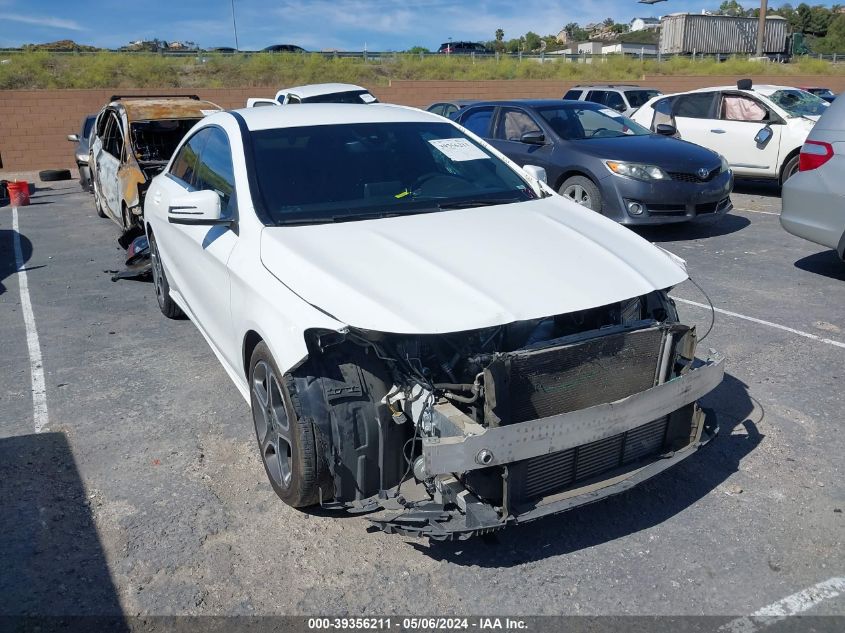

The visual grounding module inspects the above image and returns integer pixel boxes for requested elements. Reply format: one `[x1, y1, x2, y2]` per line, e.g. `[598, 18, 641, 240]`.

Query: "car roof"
[230, 103, 446, 131]
[112, 98, 222, 122]
[570, 84, 658, 90]
[462, 99, 599, 108]
[276, 83, 369, 98]
[673, 84, 795, 97]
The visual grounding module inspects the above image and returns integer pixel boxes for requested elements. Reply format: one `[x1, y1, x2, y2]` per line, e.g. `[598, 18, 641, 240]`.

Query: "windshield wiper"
[436, 197, 525, 210]
[273, 208, 440, 226]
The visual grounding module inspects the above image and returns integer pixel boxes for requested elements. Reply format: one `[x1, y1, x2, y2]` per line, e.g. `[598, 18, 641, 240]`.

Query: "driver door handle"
[710, 129, 726, 134]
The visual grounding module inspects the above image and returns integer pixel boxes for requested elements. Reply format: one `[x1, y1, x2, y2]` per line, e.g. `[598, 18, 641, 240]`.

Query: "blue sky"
[2, 1, 839, 51]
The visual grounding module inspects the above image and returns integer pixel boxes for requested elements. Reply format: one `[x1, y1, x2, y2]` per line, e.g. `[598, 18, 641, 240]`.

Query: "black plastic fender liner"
[284, 343, 411, 504]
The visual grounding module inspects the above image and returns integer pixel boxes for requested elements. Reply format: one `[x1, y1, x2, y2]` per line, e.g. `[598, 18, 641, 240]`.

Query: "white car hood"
[259, 198, 687, 334]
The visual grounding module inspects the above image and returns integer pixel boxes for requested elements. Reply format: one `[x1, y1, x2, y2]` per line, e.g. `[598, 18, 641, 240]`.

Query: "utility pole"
[755, 0, 768, 58]
[230, 0, 240, 51]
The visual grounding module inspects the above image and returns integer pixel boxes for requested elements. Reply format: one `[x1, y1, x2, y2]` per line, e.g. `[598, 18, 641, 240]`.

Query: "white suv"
[247, 83, 378, 107]
[564, 85, 663, 117]
[630, 81, 829, 184]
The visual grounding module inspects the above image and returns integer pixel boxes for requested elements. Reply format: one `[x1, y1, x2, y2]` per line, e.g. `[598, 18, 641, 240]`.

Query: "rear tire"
[149, 231, 184, 319]
[560, 175, 602, 213]
[93, 187, 107, 218]
[38, 168, 72, 182]
[249, 342, 322, 508]
[781, 154, 800, 185]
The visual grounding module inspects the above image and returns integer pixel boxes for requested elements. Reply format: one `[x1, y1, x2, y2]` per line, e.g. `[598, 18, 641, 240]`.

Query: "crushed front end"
[301, 291, 724, 540]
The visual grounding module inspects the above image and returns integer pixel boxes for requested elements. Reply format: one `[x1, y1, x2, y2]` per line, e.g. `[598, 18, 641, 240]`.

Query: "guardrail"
[2, 49, 845, 62]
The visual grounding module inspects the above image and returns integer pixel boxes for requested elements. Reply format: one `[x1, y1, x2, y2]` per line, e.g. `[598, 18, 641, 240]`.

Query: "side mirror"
[168, 190, 226, 225]
[754, 125, 773, 146]
[655, 124, 677, 136]
[67, 134, 79, 142]
[520, 131, 546, 145]
[522, 164, 548, 184]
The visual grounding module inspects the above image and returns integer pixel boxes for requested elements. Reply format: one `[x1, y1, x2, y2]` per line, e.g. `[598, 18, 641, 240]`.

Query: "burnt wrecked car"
[144, 104, 725, 539]
[90, 94, 222, 233]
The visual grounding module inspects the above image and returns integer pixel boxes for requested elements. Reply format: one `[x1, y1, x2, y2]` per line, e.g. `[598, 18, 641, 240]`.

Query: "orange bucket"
[7, 181, 30, 206]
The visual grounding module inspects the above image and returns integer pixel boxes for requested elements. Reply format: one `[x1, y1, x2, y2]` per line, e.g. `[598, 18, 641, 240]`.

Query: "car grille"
[500, 327, 664, 424]
[668, 167, 719, 183]
[696, 197, 731, 215]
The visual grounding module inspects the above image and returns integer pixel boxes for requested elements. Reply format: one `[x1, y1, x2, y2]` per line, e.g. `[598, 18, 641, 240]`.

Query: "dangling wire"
[686, 274, 716, 343]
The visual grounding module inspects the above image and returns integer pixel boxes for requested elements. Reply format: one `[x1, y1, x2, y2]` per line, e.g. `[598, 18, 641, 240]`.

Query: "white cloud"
[0, 12, 84, 31]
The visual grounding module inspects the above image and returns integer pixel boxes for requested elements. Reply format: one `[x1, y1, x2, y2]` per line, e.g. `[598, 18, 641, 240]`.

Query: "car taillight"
[799, 140, 834, 171]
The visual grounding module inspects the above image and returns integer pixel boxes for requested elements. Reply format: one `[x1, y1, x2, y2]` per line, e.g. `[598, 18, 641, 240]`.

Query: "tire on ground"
[38, 169, 72, 182]
[781, 154, 800, 186]
[249, 341, 324, 508]
[560, 175, 603, 213]
[149, 231, 184, 319]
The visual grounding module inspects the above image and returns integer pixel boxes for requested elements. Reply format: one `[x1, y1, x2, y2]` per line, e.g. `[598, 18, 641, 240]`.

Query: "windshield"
[537, 105, 651, 140]
[302, 90, 378, 104]
[131, 119, 200, 163]
[251, 121, 536, 225]
[625, 89, 661, 108]
[768, 90, 828, 117]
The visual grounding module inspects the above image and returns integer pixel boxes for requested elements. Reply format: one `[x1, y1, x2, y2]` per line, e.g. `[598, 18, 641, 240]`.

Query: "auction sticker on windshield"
[600, 108, 623, 118]
[429, 138, 490, 161]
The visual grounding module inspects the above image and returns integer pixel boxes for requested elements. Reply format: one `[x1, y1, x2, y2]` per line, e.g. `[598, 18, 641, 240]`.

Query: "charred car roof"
[111, 97, 222, 122]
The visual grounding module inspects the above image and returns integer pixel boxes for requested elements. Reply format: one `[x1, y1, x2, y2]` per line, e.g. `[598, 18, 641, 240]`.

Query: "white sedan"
[144, 104, 724, 539]
[246, 82, 377, 107]
[631, 82, 828, 184]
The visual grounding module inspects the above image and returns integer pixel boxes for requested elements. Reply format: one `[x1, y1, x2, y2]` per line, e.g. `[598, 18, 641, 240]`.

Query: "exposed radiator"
[521, 416, 669, 499]
[485, 326, 665, 425]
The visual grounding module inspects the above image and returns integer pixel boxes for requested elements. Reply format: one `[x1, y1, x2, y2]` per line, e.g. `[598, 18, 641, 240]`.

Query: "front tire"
[149, 231, 184, 319]
[249, 342, 322, 508]
[560, 175, 602, 212]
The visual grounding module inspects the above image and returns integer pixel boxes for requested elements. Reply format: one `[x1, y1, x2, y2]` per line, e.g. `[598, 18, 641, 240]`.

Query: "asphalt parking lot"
[1, 179, 843, 618]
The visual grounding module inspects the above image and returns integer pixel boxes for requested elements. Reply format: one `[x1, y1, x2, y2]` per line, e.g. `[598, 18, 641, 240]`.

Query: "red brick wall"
[2, 76, 844, 171]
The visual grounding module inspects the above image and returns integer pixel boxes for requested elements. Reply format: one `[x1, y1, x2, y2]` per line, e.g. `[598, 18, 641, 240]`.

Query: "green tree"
[813, 13, 845, 51]
[495, 28, 505, 42]
[524, 31, 542, 51]
[406, 46, 429, 54]
[603, 17, 614, 28]
[717, 1, 745, 16]
[505, 37, 524, 53]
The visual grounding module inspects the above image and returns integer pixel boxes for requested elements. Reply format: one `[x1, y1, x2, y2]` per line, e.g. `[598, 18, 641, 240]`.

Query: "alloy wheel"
[251, 360, 293, 490]
[563, 184, 592, 208]
[150, 237, 166, 308]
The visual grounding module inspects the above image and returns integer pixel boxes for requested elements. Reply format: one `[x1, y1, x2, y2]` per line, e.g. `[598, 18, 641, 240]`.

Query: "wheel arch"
[554, 169, 599, 192]
[243, 329, 264, 380]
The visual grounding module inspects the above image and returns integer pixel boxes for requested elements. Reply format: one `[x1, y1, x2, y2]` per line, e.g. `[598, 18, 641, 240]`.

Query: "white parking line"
[674, 297, 845, 350]
[11, 207, 49, 433]
[734, 207, 780, 216]
[719, 576, 845, 633]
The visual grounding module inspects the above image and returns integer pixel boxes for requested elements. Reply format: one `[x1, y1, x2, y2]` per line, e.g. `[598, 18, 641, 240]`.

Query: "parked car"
[426, 99, 479, 119]
[261, 44, 306, 53]
[454, 99, 733, 224]
[801, 87, 836, 103]
[246, 83, 378, 107]
[631, 81, 829, 184]
[563, 85, 663, 117]
[144, 103, 723, 539]
[781, 92, 845, 261]
[438, 41, 491, 54]
[89, 94, 222, 232]
[67, 114, 96, 192]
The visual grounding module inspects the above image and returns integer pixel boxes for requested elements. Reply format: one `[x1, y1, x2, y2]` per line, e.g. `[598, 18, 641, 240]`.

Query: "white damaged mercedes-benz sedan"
[144, 104, 724, 540]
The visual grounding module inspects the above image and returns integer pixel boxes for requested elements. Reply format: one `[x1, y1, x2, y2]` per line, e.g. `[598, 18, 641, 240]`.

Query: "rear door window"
[564, 89, 582, 100]
[603, 91, 626, 112]
[585, 90, 608, 105]
[495, 108, 542, 141]
[672, 92, 717, 118]
[460, 107, 495, 137]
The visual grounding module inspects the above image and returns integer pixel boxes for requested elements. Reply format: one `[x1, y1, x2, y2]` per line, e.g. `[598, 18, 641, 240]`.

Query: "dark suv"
[438, 41, 490, 54]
